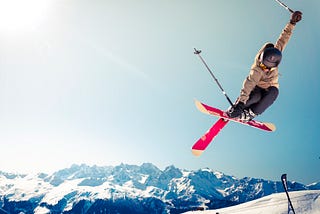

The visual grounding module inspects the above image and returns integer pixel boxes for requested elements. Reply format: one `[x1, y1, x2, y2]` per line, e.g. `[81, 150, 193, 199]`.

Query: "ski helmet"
[264, 43, 274, 49]
[259, 47, 282, 68]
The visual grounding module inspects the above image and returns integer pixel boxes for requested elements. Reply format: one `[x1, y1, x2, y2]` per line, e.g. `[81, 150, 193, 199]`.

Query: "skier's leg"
[231, 87, 262, 121]
[244, 87, 263, 107]
[250, 86, 279, 115]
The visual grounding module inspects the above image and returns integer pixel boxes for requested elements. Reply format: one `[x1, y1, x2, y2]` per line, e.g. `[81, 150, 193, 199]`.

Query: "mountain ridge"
[0, 163, 319, 213]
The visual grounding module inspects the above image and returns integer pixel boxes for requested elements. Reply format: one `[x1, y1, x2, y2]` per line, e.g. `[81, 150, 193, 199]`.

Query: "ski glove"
[228, 102, 245, 118]
[290, 11, 302, 25]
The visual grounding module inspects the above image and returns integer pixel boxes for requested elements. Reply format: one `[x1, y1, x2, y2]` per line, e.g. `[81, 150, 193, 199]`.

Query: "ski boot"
[239, 109, 256, 122]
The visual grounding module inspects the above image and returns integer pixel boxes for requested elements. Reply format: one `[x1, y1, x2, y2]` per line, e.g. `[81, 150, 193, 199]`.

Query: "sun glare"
[0, 0, 51, 33]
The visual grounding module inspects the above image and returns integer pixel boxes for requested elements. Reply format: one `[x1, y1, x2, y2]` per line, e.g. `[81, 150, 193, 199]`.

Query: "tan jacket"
[239, 23, 295, 104]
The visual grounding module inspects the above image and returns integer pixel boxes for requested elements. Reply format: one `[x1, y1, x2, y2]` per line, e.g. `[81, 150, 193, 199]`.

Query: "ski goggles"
[259, 62, 270, 70]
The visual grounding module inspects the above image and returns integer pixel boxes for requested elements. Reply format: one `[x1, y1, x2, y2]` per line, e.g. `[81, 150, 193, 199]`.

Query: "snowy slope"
[185, 190, 320, 214]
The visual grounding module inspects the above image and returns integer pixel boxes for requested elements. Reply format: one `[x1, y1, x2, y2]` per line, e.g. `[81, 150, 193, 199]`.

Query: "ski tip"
[192, 149, 203, 157]
[194, 99, 209, 115]
[264, 123, 276, 132]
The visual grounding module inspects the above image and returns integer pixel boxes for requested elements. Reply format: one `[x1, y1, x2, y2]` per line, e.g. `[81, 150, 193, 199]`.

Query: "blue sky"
[0, 0, 319, 184]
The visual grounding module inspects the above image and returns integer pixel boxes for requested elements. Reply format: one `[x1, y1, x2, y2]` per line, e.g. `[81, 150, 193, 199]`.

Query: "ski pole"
[194, 48, 234, 107]
[281, 174, 296, 214]
[274, 0, 294, 13]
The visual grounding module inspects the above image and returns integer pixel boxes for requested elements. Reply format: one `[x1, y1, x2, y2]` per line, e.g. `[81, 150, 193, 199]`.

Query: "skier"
[227, 11, 302, 122]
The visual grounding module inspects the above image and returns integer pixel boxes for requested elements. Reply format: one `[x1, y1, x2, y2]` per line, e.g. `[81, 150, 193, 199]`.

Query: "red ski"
[192, 100, 276, 156]
[192, 118, 228, 156]
[195, 100, 276, 132]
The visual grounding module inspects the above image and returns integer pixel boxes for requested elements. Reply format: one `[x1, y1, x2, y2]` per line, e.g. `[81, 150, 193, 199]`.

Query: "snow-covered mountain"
[0, 163, 319, 214]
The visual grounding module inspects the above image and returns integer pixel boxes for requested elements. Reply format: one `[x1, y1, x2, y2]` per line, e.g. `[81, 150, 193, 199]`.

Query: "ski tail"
[195, 99, 211, 115]
[264, 123, 276, 131]
[192, 118, 228, 156]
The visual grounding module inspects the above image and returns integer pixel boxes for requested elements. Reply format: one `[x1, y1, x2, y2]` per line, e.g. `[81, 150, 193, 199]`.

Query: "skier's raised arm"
[275, 11, 302, 51]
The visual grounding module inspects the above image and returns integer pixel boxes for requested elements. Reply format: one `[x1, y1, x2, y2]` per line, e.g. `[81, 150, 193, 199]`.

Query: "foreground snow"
[185, 190, 320, 214]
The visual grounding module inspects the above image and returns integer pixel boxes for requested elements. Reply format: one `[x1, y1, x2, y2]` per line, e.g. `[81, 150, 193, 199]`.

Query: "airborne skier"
[227, 11, 302, 122]
[192, 2, 304, 155]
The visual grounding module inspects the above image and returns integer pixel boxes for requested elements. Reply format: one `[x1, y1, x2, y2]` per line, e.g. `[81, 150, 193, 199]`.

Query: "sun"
[0, 0, 51, 33]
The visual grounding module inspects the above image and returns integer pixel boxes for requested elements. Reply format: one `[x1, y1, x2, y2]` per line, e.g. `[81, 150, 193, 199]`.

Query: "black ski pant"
[244, 86, 279, 115]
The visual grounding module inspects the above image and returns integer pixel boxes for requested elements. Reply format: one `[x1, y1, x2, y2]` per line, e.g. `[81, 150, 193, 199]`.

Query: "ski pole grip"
[194, 48, 201, 55]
